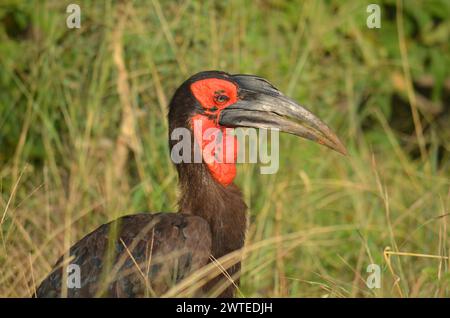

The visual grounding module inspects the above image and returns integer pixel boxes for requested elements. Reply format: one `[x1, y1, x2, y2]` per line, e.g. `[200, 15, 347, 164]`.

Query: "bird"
[35, 71, 346, 298]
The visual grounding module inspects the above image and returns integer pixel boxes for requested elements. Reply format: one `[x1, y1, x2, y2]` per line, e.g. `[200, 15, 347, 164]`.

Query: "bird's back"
[36, 213, 212, 297]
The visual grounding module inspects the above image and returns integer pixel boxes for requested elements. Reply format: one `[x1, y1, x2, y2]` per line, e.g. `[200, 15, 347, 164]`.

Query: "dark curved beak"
[219, 74, 347, 155]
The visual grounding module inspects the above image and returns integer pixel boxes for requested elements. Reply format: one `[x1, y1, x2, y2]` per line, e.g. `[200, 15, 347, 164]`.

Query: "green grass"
[0, 0, 449, 297]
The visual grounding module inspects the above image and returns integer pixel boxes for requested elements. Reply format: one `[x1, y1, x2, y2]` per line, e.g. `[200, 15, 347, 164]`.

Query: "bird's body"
[36, 71, 345, 298]
[37, 166, 246, 298]
[36, 213, 211, 297]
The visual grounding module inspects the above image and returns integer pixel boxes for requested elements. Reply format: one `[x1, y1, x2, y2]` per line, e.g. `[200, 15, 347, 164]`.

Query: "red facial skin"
[190, 78, 239, 186]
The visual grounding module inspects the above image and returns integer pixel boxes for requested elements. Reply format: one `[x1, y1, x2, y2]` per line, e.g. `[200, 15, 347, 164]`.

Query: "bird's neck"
[178, 164, 247, 259]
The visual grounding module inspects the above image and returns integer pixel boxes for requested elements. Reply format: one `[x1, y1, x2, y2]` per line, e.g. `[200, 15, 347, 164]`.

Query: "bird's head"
[168, 71, 346, 186]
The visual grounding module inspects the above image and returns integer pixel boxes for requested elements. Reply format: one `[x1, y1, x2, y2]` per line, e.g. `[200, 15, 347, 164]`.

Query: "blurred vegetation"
[0, 0, 449, 297]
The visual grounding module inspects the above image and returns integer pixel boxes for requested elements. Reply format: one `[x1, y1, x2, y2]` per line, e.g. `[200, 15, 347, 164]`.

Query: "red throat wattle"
[190, 78, 239, 186]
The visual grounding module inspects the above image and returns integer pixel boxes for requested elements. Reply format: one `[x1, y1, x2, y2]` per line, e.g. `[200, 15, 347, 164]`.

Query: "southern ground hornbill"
[36, 71, 346, 298]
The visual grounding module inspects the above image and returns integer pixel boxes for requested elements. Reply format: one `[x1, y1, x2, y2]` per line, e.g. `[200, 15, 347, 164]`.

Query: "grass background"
[0, 0, 449, 297]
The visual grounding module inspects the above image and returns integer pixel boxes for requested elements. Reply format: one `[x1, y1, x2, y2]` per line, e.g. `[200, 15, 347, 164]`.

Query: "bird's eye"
[214, 94, 229, 104]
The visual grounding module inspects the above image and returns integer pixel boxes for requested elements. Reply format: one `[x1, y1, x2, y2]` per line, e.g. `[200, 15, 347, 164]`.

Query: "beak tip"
[336, 142, 348, 156]
[319, 128, 347, 156]
[332, 138, 348, 156]
[338, 148, 349, 156]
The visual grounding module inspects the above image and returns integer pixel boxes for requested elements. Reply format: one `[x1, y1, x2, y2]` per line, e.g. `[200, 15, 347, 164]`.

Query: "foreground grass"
[0, 0, 449, 297]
